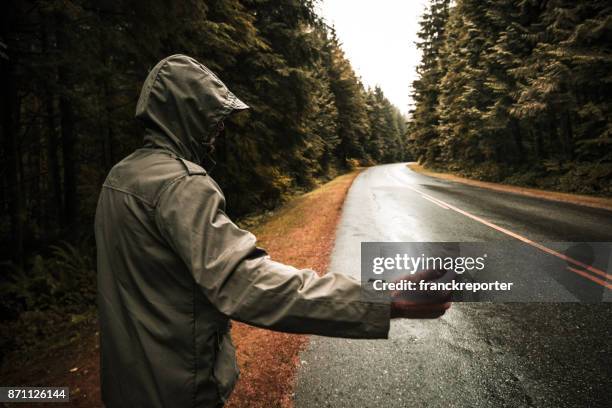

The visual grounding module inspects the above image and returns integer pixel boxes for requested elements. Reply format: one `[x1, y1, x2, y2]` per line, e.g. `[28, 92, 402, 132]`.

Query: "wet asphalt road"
[293, 163, 612, 408]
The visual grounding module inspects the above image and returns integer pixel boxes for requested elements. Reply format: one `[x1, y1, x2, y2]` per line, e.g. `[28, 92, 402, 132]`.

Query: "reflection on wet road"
[294, 163, 612, 408]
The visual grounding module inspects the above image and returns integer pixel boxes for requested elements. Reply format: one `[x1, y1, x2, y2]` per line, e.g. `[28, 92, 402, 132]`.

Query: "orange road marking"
[408, 184, 611, 289]
[566, 266, 612, 290]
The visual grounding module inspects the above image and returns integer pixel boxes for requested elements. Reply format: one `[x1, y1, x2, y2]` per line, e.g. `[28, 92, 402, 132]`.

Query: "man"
[95, 54, 450, 408]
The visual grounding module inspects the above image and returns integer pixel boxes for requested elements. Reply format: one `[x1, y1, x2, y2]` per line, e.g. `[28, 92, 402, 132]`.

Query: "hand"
[390, 299, 451, 319]
[389, 268, 453, 319]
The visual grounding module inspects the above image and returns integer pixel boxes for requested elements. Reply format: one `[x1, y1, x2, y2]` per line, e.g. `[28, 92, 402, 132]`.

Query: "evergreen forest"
[410, 0, 611, 193]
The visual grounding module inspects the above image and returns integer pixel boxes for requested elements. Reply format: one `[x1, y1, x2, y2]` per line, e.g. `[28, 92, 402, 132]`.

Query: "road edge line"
[404, 183, 611, 290]
[407, 163, 612, 212]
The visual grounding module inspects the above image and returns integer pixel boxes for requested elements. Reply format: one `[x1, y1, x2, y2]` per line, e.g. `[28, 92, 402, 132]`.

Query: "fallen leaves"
[226, 171, 361, 408]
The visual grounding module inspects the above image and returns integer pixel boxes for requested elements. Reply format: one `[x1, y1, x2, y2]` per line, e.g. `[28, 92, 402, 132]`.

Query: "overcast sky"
[316, 0, 429, 115]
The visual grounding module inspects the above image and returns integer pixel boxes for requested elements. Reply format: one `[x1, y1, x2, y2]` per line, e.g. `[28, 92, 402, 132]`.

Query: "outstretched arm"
[155, 174, 391, 339]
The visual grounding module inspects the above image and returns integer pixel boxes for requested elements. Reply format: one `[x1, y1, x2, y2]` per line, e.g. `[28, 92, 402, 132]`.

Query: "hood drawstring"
[198, 121, 225, 172]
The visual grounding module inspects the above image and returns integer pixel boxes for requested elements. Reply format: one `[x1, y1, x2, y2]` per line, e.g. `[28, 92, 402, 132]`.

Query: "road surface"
[294, 163, 612, 408]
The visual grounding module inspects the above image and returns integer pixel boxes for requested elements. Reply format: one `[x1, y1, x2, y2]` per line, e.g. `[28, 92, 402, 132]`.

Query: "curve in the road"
[293, 163, 612, 408]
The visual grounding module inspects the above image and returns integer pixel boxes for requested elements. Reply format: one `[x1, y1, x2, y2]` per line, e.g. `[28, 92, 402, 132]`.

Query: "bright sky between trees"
[316, 0, 428, 115]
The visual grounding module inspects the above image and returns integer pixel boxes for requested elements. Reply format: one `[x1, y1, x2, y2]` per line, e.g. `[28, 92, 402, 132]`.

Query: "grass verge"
[0, 170, 361, 408]
[408, 163, 612, 212]
[227, 170, 360, 408]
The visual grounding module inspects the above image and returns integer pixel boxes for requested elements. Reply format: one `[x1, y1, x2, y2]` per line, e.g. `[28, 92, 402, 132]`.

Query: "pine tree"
[0, 0, 407, 274]
[324, 31, 371, 166]
[367, 86, 406, 163]
[409, 0, 450, 164]
[409, 0, 612, 192]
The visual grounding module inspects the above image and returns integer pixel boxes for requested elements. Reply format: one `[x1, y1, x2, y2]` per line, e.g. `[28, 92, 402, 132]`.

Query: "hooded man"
[95, 54, 449, 408]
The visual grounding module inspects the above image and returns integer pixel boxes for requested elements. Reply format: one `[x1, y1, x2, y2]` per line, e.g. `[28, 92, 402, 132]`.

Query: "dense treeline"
[0, 0, 407, 347]
[409, 0, 612, 194]
[0, 1, 407, 277]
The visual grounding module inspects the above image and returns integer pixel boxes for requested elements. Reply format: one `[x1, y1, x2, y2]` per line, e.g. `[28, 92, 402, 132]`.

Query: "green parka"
[95, 54, 390, 408]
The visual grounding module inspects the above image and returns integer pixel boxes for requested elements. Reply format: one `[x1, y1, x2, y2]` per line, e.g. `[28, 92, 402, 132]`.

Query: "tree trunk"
[102, 77, 114, 171]
[56, 20, 78, 233]
[1, 59, 25, 269]
[533, 124, 545, 160]
[562, 110, 574, 160]
[510, 118, 524, 162]
[33, 98, 43, 238]
[59, 85, 77, 230]
[546, 110, 559, 158]
[45, 89, 64, 229]
[42, 25, 64, 233]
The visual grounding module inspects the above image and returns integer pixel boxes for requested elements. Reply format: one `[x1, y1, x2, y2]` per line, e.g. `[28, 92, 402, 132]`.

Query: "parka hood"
[136, 54, 248, 163]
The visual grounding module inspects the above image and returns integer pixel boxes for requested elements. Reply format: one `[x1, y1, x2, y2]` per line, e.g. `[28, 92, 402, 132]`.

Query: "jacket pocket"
[212, 330, 240, 402]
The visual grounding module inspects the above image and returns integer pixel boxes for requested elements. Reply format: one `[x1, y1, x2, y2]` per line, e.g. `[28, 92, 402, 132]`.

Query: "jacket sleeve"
[155, 174, 390, 339]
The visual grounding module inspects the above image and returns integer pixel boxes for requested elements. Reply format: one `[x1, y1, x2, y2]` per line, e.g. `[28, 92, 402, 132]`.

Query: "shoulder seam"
[102, 184, 154, 207]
